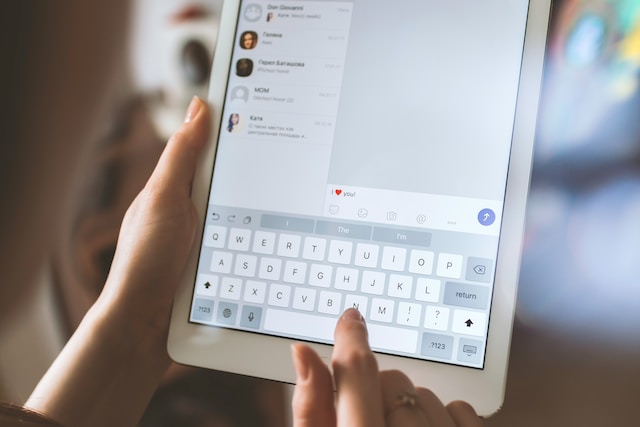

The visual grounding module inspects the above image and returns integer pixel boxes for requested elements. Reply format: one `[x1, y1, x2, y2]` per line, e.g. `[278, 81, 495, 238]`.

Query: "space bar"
[264, 309, 418, 354]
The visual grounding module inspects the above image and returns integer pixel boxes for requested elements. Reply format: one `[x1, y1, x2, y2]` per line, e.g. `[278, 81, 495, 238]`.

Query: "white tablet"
[168, 0, 550, 416]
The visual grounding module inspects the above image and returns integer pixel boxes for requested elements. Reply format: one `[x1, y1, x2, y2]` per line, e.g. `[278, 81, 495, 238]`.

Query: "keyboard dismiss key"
[443, 282, 490, 310]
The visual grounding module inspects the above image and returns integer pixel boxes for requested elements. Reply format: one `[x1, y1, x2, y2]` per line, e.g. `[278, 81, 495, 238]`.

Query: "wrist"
[89, 290, 172, 368]
[27, 292, 171, 427]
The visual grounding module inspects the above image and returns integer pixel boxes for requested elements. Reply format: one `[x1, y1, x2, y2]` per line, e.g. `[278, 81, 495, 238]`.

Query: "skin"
[23, 98, 482, 427]
[2, 2, 483, 425]
[242, 33, 256, 49]
[25, 97, 209, 427]
[291, 309, 484, 427]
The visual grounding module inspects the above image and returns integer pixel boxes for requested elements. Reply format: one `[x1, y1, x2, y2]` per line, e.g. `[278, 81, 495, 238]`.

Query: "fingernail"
[342, 308, 365, 323]
[184, 96, 202, 123]
[291, 344, 310, 381]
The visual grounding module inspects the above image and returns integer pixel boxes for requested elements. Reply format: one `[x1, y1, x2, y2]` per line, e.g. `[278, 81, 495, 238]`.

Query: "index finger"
[331, 309, 385, 427]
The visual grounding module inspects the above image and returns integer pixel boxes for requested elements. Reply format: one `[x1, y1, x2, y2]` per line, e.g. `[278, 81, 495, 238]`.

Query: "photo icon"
[243, 4, 262, 22]
[227, 113, 241, 133]
[240, 31, 258, 50]
[236, 58, 254, 77]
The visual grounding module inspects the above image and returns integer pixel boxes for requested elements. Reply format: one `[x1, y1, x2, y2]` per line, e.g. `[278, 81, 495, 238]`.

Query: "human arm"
[291, 308, 484, 427]
[25, 97, 210, 427]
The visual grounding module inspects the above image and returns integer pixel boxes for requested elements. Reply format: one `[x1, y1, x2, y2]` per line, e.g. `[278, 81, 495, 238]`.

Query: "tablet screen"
[189, 0, 531, 369]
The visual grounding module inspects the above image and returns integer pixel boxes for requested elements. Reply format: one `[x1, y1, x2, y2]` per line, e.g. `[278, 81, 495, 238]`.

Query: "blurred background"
[1, 0, 639, 426]
[492, 0, 640, 425]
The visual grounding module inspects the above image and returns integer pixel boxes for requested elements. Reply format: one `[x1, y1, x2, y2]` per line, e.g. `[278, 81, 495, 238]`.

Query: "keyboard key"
[268, 283, 291, 307]
[451, 309, 487, 337]
[328, 240, 353, 264]
[283, 261, 307, 284]
[243, 280, 266, 304]
[443, 282, 490, 310]
[195, 274, 218, 297]
[415, 278, 441, 303]
[457, 338, 484, 364]
[368, 323, 418, 354]
[228, 228, 251, 251]
[220, 277, 242, 300]
[252, 230, 276, 254]
[465, 257, 494, 283]
[420, 332, 453, 359]
[309, 264, 333, 287]
[396, 302, 422, 327]
[381, 247, 406, 271]
[234, 254, 257, 277]
[361, 270, 385, 295]
[293, 287, 317, 311]
[210, 251, 233, 274]
[263, 309, 418, 353]
[344, 294, 368, 315]
[424, 306, 449, 331]
[216, 302, 238, 325]
[408, 250, 434, 275]
[264, 309, 337, 341]
[191, 298, 214, 322]
[354, 243, 379, 268]
[334, 267, 358, 291]
[258, 257, 282, 281]
[387, 274, 413, 299]
[436, 253, 463, 278]
[277, 234, 301, 258]
[240, 305, 263, 329]
[303, 237, 327, 261]
[318, 291, 342, 315]
[203, 225, 227, 248]
[369, 298, 394, 323]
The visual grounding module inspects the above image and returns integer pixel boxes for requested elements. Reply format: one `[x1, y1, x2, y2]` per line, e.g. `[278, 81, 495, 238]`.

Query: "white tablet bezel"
[168, 0, 551, 416]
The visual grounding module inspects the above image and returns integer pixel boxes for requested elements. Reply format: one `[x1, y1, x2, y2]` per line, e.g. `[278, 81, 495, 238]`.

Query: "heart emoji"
[335, 189, 342, 195]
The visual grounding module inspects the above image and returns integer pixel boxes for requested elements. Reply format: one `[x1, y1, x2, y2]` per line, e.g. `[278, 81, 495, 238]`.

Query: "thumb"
[291, 344, 336, 427]
[146, 96, 210, 196]
[104, 96, 210, 312]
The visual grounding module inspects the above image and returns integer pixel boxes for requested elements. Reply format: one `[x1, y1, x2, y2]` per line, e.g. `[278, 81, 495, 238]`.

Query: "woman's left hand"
[27, 97, 211, 427]
[97, 96, 210, 338]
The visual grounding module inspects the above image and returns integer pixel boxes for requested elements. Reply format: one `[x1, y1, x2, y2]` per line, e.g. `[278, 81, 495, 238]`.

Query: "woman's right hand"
[291, 308, 484, 427]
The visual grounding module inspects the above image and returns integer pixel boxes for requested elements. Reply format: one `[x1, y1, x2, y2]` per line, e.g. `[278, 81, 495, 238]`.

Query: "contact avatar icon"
[236, 59, 254, 77]
[243, 4, 262, 22]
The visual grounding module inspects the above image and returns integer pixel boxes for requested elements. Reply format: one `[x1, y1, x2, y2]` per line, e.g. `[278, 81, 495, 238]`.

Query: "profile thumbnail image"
[243, 4, 262, 22]
[236, 58, 254, 77]
[227, 113, 241, 133]
[240, 31, 258, 50]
